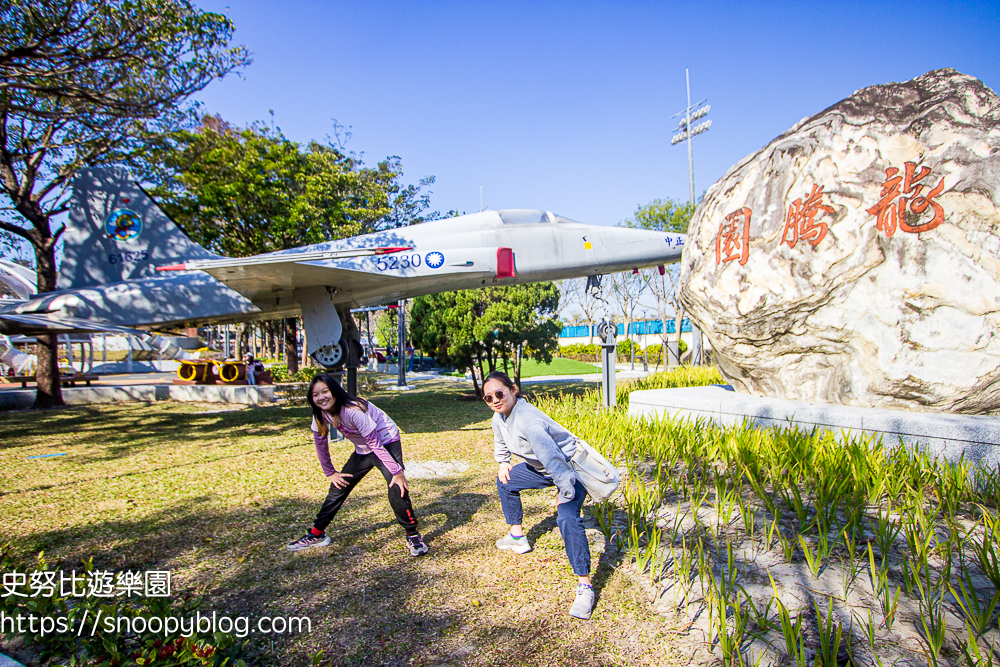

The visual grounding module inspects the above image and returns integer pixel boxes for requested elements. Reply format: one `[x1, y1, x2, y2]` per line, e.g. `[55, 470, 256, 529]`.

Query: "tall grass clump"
[534, 368, 1000, 666]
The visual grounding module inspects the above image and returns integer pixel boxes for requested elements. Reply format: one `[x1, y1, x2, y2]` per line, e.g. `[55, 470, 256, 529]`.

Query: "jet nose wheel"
[312, 340, 348, 369]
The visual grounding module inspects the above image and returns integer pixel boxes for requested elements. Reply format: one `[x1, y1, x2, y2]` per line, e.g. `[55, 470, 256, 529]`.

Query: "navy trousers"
[497, 462, 591, 576]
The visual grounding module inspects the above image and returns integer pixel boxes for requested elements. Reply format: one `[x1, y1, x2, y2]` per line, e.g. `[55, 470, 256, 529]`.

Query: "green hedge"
[268, 365, 321, 383]
[560, 341, 688, 364]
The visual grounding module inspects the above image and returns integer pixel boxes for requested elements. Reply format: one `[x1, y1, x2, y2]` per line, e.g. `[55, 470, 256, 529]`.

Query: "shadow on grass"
[0, 379, 596, 454]
[0, 402, 310, 454]
[2, 388, 662, 666]
[4, 476, 498, 666]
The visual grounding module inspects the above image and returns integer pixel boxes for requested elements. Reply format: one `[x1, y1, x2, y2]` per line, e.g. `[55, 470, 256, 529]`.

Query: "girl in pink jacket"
[286, 373, 428, 556]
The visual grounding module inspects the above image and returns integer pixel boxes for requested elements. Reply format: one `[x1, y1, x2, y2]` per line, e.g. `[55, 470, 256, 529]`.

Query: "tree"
[0, 0, 249, 407]
[557, 275, 615, 344]
[476, 282, 561, 384]
[410, 283, 562, 394]
[609, 270, 645, 369]
[410, 290, 484, 394]
[622, 198, 694, 366]
[139, 116, 439, 372]
[141, 116, 402, 254]
[624, 197, 694, 234]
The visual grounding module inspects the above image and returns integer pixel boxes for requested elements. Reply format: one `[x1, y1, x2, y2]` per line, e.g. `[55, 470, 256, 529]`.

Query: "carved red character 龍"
[866, 161, 945, 237]
[716, 207, 752, 266]
[781, 184, 834, 249]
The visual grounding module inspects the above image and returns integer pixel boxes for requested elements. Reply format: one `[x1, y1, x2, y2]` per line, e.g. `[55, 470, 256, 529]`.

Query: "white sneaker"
[286, 532, 331, 552]
[495, 532, 532, 554]
[570, 584, 595, 619]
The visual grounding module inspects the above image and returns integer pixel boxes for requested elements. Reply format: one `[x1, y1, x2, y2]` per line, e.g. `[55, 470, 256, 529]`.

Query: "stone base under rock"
[628, 385, 1000, 471]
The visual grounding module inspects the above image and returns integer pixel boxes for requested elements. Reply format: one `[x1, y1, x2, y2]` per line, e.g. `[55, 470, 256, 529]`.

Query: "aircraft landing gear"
[312, 339, 348, 369]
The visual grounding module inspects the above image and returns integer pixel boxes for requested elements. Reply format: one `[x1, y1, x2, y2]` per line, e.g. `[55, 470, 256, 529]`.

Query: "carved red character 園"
[866, 161, 945, 237]
[715, 207, 752, 266]
[781, 184, 834, 249]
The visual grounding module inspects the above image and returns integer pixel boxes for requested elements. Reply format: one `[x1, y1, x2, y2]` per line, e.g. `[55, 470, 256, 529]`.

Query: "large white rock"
[680, 69, 1000, 414]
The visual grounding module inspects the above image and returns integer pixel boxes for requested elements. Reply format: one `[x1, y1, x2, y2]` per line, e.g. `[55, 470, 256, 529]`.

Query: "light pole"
[671, 68, 711, 364]
[671, 68, 711, 206]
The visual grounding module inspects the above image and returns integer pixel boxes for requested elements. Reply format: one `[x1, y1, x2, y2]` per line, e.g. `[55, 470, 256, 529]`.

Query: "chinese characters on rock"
[714, 161, 946, 269]
[781, 184, 833, 249]
[715, 207, 752, 266]
[866, 161, 945, 236]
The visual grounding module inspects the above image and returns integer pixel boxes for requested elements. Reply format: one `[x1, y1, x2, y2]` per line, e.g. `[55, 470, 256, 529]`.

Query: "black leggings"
[312, 440, 418, 536]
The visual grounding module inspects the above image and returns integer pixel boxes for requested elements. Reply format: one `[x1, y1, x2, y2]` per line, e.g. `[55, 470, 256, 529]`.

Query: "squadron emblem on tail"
[105, 209, 142, 241]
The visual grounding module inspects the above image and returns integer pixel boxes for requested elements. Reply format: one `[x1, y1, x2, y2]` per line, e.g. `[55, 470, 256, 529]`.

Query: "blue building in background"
[559, 318, 692, 340]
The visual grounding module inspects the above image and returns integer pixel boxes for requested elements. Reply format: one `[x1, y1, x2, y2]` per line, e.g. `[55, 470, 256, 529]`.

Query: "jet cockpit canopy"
[498, 209, 582, 226]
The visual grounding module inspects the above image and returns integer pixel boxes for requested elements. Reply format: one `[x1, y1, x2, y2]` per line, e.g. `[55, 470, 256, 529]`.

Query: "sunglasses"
[482, 389, 508, 404]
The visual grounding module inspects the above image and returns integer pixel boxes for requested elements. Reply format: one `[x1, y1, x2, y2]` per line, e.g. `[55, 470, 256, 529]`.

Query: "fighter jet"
[0, 168, 686, 367]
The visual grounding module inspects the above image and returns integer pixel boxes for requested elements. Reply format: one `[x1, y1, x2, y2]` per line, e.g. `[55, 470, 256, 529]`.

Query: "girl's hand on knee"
[326, 471, 353, 488]
[390, 472, 409, 497]
[497, 462, 512, 484]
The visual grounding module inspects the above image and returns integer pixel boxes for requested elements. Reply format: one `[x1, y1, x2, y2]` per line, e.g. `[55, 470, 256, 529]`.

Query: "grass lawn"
[517, 358, 598, 378]
[0, 379, 683, 667]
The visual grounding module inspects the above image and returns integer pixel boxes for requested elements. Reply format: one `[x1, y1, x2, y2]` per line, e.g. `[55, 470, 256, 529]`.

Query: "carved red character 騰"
[716, 207, 752, 266]
[866, 161, 945, 237]
[781, 184, 834, 249]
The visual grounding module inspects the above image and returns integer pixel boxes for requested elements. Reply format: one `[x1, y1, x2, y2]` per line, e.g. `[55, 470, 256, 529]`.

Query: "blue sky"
[196, 0, 999, 227]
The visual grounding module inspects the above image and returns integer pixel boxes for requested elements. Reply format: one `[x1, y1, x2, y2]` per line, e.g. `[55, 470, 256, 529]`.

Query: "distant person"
[287, 374, 429, 556]
[483, 370, 594, 620]
[406, 342, 415, 372]
[245, 354, 264, 385]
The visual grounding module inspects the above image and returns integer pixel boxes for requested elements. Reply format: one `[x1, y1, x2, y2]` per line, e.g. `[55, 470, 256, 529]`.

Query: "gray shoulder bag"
[568, 437, 620, 502]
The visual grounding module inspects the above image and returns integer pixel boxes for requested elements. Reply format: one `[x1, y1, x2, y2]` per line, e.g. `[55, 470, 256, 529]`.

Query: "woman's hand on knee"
[326, 471, 353, 488]
[497, 462, 513, 484]
[390, 472, 409, 497]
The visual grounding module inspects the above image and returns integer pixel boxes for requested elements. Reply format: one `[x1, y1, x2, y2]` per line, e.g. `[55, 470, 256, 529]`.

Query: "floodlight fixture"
[669, 69, 712, 206]
[677, 104, 710, 129]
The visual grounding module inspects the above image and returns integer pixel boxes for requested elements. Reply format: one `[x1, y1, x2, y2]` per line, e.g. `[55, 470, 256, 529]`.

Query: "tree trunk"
[301, 326, 309, 368]
[662, 314, 669, 370]
[470, 361, 482, 398]
[235, 323, 246, 360]
[629, 318, 636, 370]
[284, 318, 299, 375]
[33, 333, 62, 408]
[472, 349, 485, 398]
[514, 344, 522, 387]
[31, 235, 63, 408]
[675, 309, 685, 366]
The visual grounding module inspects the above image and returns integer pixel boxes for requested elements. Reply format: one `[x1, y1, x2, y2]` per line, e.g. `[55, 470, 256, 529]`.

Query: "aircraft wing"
[157, 246, 511, 303]
[0, 312, 150, 336]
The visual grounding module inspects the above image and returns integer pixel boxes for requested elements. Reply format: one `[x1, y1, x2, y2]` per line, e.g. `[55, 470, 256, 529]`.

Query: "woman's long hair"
[307, 374, 368, 436]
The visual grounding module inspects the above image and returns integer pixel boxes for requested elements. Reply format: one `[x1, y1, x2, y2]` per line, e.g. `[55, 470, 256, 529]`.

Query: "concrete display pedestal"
[0, 384, 275, 410]
[629, 385, 1000, 471]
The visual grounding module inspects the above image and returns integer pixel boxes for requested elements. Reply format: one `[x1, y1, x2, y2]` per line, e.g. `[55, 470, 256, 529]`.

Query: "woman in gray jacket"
[483, 370, 594, 620]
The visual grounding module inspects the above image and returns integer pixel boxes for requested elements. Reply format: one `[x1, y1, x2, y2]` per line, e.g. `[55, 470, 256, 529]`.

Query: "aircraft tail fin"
[58, 167, 219, 290]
